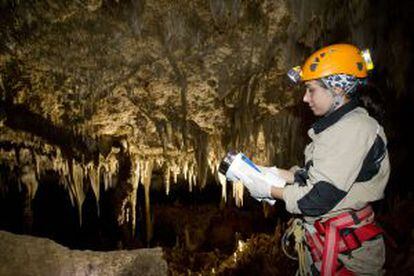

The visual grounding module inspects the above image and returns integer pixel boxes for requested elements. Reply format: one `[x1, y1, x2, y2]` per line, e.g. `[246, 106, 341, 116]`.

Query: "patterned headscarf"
[321, 74, 366, 96]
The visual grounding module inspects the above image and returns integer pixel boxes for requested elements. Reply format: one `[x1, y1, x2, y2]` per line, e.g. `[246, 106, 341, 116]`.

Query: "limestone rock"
[0, 230, 168, 276]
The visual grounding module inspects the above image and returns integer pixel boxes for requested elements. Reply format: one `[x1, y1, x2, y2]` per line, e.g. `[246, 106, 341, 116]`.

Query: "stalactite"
[218, 170, 227, 202]
[188, 163, 194, 192]
[19, 165, 38, 202]
[140, 159, 154, 246]
[165, 122, 173, 145]
[18, 164, 37, 233]
[183, 160, 189, 181]
[209, 148, 223, 176]
[192, 125, 209, 189]
[34, 154, 46, 179]
[17, 150, 39, 218]
[192, 173, 196, 192]
[69, 160, 86, 226]
[232, 181, 244, 207]
[86, 161, 100, 216]
[164, 168, 171, 195]
[1, 105, 302, 244]
[18, 148, 30, 165]
[129, 156, 141, 237]
[170, 161, 180, 184]
[52, 148, 70, 188]
[101, 149, 119, 190]
[131, 157, 141, 190]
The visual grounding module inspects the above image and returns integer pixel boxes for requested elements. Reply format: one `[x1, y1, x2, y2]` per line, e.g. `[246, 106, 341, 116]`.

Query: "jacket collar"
[312, 99, 359, 134]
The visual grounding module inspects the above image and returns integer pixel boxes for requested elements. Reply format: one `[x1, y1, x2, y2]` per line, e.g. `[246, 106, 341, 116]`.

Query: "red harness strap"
[305, 205, 383, 276]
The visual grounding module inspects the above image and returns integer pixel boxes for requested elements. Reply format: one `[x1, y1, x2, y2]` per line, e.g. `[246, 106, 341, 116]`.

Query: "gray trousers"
[338, 236, 385, 275]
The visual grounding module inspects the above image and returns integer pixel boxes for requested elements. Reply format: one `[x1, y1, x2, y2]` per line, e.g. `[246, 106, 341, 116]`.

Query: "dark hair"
[355, 82, 385, 123]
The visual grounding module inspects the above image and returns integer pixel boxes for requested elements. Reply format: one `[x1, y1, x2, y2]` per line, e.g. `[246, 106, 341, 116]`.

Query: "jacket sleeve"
[283, 118, 378, 216]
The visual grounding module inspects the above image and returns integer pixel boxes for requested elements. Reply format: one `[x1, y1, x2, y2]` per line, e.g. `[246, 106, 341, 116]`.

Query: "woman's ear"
[332, 86, 345, 96]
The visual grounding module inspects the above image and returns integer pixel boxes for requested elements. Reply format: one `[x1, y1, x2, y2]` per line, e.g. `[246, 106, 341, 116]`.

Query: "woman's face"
[303, 80, 334, 116]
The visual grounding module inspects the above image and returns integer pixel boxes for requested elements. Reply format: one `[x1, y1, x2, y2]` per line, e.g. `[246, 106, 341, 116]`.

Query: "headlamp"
[287, 66, 302, 84]
[361, 49, 374, 71]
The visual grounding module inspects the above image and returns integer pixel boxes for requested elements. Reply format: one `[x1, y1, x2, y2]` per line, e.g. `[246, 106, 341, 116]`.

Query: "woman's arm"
[270, 186, 284, 200]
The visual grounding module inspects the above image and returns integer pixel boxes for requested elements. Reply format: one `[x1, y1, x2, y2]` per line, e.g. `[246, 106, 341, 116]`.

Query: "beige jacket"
[283, 101, 390, 222]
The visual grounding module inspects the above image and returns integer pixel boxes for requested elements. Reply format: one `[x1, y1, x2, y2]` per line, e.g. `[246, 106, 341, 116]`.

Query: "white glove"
[245, 165, 286, 204]
[257, 166, 286, 188]
[257, 165, 280, 176]
[243, 177, 273, 199]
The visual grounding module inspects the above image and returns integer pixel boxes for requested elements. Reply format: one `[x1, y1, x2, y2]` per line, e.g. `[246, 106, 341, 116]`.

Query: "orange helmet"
[287, 44, 374, 84]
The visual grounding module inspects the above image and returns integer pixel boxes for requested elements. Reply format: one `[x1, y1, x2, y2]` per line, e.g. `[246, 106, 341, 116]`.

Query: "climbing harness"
[282, 205, 384, 276]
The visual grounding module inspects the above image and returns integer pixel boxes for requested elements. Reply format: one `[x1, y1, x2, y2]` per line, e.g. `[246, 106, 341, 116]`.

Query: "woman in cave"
[245, 44, 390, 275]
